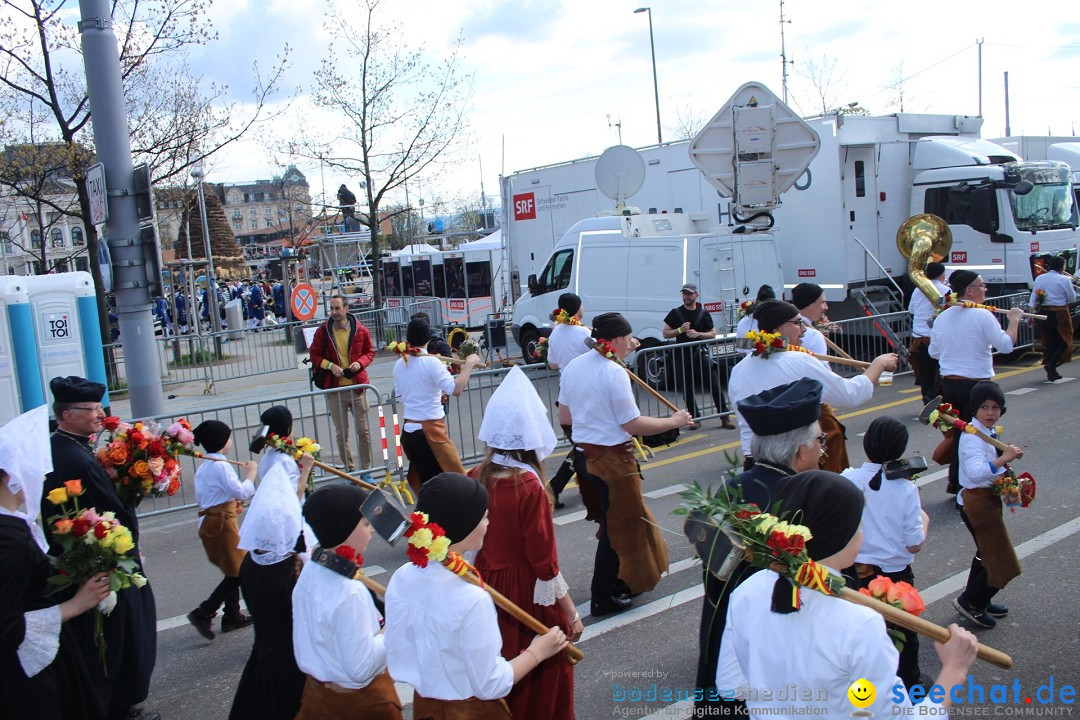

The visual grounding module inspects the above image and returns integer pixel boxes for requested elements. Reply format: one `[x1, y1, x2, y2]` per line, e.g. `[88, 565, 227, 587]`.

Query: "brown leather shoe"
[186, 609, 214, 640]
[721, 416, 736, 429]
[221, 613, 254, 633]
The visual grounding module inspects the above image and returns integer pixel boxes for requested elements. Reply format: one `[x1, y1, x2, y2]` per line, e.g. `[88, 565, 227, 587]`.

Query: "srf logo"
[513, 192, 536, 220]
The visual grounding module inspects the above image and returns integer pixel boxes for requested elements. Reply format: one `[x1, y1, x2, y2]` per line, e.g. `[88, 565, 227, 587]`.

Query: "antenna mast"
[779, 0, 793, 103]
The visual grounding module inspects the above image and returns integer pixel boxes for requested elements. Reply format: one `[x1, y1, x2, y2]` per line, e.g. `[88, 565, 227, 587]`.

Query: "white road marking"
[1006, 387, 1037, 395]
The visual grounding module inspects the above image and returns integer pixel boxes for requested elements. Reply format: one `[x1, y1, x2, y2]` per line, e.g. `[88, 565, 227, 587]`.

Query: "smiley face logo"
[847, 678, 876, 709]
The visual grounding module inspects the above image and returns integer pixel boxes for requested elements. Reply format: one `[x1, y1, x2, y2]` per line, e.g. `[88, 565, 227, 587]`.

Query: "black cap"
[591, 312, 633, 340]
[304, 484, 370, 548]
[737, 378, 823, 436]
[948, 270, 979, 298]
[863, 416, 908, 463]
[970, 380, 1006, 416]
[50, 376, 105, 404]
[415, 472, 489, 544]
[791, 283, 824, 310]
[193, 420, 231, 454]
[406, 317, 431, 346]
[558, 292, 582, 315]
[755, 284, 776, 302]
[753, 300, 801, 333]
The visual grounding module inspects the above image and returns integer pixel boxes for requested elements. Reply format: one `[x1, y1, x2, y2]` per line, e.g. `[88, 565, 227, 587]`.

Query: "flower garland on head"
[386, 340, 423, 363]
[403, 511, 479, 580]
[265, 432, 321, 462]
[552, 307, 583, 326]
[743, 329, 786, 358]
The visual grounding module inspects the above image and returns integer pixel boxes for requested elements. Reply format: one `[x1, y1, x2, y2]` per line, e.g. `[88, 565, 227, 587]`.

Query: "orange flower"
[866, 575, 892, 599]
[131, 460, 151, 479]
[63, 479, 84, 497]
[106, 441, 128, 466]
[53, 518, 74, 534]
[896, 588, 926, 616]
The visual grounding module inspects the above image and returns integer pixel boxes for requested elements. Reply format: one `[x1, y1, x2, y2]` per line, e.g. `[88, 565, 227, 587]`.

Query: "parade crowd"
[1, 262, 1073, 719]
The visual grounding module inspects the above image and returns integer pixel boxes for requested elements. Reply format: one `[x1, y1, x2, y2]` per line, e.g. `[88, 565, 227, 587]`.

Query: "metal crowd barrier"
[986, 291, 1038, 351]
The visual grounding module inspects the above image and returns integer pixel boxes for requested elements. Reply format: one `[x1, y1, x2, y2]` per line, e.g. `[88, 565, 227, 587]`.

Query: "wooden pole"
[311, 459, 378, 491]
[823, 335, 855, 361]
[944, 301, 1045, 321]
[840, 587, 1012, 669]
[928, 410, 1012, 453]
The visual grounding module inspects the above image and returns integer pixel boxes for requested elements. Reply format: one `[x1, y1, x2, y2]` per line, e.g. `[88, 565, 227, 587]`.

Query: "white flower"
[98, 591, 118, 615]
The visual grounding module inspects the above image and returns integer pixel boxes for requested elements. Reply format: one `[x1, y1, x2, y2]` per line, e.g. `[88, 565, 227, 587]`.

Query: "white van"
[510, 212, 784, 361]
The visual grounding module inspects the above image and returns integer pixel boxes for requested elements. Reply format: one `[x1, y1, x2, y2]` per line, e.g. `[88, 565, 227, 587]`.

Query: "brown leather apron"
[578, 441, 669, 595]
[1045, 306, 1074, 365]
[413, 692, 513, 720]
[907, 336, 931, 385]
[294, 672, 403, 720]
[817, 404, 849, 474]
[961, 487, 1021, 588]
[197, 500, 246, 577]
[405, 418, 466, 493]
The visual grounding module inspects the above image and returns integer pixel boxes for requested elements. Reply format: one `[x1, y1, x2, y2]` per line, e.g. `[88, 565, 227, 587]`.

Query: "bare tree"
[797, 51, 849, 116]
[667, 102, 710, 141]
[885, 61, 915, 114]
[0, 0, 289, 347]
[304, 0, 472, 307]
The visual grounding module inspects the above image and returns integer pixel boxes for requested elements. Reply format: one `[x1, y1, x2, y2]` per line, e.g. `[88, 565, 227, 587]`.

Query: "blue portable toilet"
[0, 277, 30, 424]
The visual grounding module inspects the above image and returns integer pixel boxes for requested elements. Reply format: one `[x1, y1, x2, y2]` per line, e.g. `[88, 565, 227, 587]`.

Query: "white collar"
[491, 453, 539, 474]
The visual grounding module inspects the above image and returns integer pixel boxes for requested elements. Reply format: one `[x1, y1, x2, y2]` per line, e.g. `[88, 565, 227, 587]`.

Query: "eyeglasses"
[817, 433, 828, 448]
[68, 405, 104, 413]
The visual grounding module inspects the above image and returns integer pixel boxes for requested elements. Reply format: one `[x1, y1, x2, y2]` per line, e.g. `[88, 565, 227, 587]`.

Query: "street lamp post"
[634, 7, 662, 145]
[191, 163, 223, 356]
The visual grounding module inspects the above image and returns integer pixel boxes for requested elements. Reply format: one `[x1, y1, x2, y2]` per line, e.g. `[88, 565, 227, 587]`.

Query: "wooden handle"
[189, 452, 249, 468]
[311, 459, 378, 491]
[823, 335, 855, 361]
[812, 351, 871, 370]
[840, 587, 1012, 669]
[933, 410, 1012, 452]
[945, 302, 1046, 321]
[355, 569, 584, 665]
[433, 354, 489, 368]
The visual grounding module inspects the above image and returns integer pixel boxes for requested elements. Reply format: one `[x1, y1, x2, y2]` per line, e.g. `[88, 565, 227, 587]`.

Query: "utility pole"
[976, 38, 984, 117]
[780, 0, 794, 104]
[78, 0, 164, 418]
[1003, 71, 1011, 137]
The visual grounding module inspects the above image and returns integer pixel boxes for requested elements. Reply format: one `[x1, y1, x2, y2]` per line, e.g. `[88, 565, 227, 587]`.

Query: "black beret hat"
[193, 420, 231, 454]
[737, 378, 823, 436]
[791, 283, 824, 310]
[753, 300, 801, 333]
[591, 312, 633, 340]
[406, 317, 432, 346]
[558, 293, 582, 315]
[50, 376, 105, 404]
[970, 380, 1006, 416]
[948, 270, 979, 298]
[304, 484, 370, 548]
[415, 472, 489, 545]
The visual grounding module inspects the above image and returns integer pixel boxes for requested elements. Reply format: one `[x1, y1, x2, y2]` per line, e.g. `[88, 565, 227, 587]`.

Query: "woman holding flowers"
[471, 366, 581, 720]
[43, 376, 160, 720]
[716, 470, 979, 717]
[952, 381, 1023, 629]
[385, 472, 567, 719]
[1, 406, 110, 720]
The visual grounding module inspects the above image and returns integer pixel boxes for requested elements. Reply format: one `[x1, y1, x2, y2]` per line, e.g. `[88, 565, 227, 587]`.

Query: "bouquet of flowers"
[1033, 288, 1047, 313]
[551, 307, 583, 326]
[95, 417, 185, 507]
[859, 576, 927, 651]
[265, 432, 321, 461]
[591, 337, 624, 365]
[991, 469, 1036, 510]
[532, 336, 550, 365]
[44, 480, 145, 668]
[677, 481, 847, 605]
[736, 300, 756, 320]
[403, 511, 475, 577]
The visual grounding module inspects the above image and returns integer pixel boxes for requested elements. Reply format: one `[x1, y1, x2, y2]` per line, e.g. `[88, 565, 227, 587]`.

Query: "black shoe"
[614, 580, 642, 599]
[553, 497, 565, 510]
[186, 609, 215, 640]
[590, 594, 632, 617]
[945, 480, 959, 495]
[952, 597, 996, 628]
[221, 613, 254, 633]
[1047, 370, 1062, 382]
[125, 708, 161, 720]
[986, 602, 1009, 618]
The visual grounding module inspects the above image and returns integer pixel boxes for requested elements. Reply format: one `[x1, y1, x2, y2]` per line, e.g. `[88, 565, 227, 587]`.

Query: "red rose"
[129, 430, 144, 444]
[735, 509, 760, 520]
[94, 522, 110, 539]
[754, 342, 766, 353]
[405, 513, 426, 537]
[71, 517, 92, 537]
[103, 416, 121, 431]
[335, 545, 356, 561]
[427, 522, 446, 538]
[406, 544, 430, 568]
[772, 338, 784, 348]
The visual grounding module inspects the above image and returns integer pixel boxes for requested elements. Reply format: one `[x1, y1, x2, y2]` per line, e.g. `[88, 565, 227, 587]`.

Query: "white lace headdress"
[0, 405, 52, 552]
[238, 464, 301, 564]
[477, 366, 557, 461]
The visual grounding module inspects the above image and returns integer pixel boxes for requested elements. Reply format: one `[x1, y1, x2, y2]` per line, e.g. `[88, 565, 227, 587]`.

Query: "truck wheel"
[519, 327, 541, 364]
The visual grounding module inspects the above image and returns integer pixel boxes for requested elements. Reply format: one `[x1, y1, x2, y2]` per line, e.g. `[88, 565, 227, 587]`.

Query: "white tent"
[391, 243, 441, 256]
[455, 228, 502, 252]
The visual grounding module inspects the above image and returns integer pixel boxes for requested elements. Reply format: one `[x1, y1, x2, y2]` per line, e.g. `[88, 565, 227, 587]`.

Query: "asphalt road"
[134, 356, 1080, 719]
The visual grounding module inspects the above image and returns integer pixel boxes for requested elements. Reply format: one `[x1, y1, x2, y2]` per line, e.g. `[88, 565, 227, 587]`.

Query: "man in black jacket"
[662, 284, 733, 429]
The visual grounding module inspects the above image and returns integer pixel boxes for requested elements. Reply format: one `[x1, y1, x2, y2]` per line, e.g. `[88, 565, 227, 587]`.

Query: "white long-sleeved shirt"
[716, 569, 943, 718]
[393, 350, 456, 428]
[729, 351, 874, 456]
[193, 453, 255, 516]
[957, 418, 1006, 507]
[1030, 271, 1076, 307]
[558, 349, 640, 446]
[798, 316, 827, 360]
[385, 561, 514, 701]
[842, 462, 925, 572]
[928, 306, 1012, 379]
[909, 279, 950, 338]
[546, 323, 591, 370]
[292, 560, 386, 689]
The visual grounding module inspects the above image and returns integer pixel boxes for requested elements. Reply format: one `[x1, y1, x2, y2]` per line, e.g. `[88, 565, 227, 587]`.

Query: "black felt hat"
[948, 270, 979, 298]
[737, 378, 823, 436]
[50, 376, 105, 404]
[970, 381, 1006, 416]
[303, 484, 370, 548]
[193, 420, 231, 454]
[415, 472, 489, 544]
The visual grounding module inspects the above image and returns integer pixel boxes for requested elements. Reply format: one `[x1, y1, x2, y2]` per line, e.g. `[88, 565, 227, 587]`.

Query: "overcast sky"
[188, 0, 1079, 214]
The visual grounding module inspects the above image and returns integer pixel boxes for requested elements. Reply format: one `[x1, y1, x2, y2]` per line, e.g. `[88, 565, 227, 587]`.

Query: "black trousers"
[692, 567, 749, 716]
[958, 504, 1000, 609]
[550, 447, 585, 499]
[1042, 315, 1069, 373]
[199, 575, 242, 618]
[400, 428, 442, 485]
[675, 348, 727, 418]
[941, 377, 980, 493]
[584, 466, 619, 602]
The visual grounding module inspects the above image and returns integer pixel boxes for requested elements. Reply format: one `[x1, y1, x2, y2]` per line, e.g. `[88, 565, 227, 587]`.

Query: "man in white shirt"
[729, 300, 896, 470]
[1030, 255, 1077, 381]
[791, 282, 829, 357]
[907, 261, 949, 404]
[928, 270, 1021, 493]
[559, 313, 692, 616]
[546, 292, 592, 508]
[734, 285, 776, 356]
[393, 317, 480, 494]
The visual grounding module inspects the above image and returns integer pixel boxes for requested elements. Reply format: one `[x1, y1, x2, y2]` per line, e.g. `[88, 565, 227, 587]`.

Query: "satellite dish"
[595, 145, 645, 210]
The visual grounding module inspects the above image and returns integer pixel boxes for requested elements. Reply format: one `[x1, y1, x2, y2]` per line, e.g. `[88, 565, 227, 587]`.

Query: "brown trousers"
[579, 442, 669, 595]
[961, 488, 1021, 588]
[817, 404, 849, 474]
[198, 500, 246, 577]
[294, 672, 403, 720]
[413, 692, 512, 720]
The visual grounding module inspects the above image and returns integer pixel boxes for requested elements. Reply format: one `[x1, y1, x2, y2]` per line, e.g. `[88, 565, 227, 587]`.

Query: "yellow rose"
[789, 524, 813, 541]
[408, 527, 434, 548]
[112, 531, 135, 555]
[754, 514, 778, 535]
[429, 536, 451, 561]
[46, 487, 69, 505]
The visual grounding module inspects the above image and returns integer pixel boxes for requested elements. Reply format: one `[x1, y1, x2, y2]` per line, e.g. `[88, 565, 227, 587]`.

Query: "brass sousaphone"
[896, 213, 952, 306]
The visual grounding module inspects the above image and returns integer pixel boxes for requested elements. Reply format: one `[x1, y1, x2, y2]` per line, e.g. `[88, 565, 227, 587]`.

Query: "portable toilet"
[0, 277, 30, 424]
[22, 272, 109, 411]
